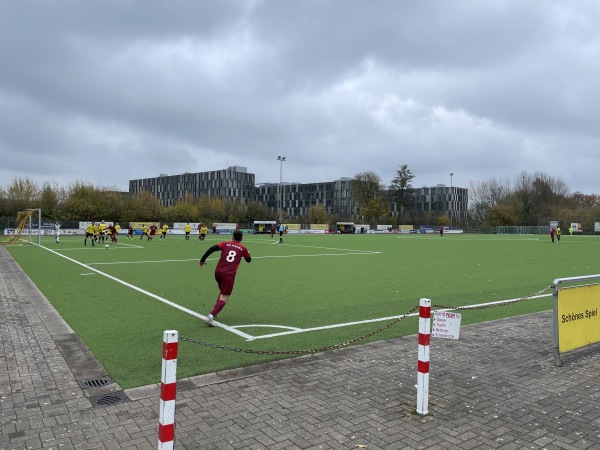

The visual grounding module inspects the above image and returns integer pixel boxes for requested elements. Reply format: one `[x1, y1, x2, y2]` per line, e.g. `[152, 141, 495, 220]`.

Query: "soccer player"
[270, 224, 275, 238]
[127, 225, 134, 239]
[99, 220, 107, 243]
[550, 226, 556, 243]
[184, 223, 191, 240]
[53, 222, 61, 243]
[160, 223, 168, 240]
[199, 230, 251, 327]
[278, 223, 284, 243]
[199, 224, 208, 241]
[147, 224, 157, 240]
[556, 227, 561, 243]
[440, 226, 444, 238]
[85, 222, 95, 246]
[108, 224, 117, 243]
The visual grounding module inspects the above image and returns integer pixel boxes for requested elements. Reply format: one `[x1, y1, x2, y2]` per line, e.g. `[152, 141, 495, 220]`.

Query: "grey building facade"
[128, 166, 255, 207]
[129, 167, 467, 224]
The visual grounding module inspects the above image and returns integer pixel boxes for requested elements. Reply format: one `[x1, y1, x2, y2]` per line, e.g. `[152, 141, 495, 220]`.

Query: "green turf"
[6, 233, 600, 388]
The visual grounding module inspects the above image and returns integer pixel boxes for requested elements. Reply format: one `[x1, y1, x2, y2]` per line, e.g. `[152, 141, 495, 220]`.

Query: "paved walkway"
[1, 245, 600, 449]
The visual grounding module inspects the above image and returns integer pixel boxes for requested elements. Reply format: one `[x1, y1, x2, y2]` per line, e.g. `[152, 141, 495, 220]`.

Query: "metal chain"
[431, 285, 553, 311]
[180, 304, 420, 355]
[180, 285, 553, 355]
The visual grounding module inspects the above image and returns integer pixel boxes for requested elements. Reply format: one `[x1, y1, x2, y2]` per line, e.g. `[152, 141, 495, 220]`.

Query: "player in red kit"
[199, 230, 251, 326]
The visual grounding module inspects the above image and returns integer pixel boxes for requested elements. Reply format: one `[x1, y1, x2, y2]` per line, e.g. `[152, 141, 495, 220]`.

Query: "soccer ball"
[105, 244, 109, 249]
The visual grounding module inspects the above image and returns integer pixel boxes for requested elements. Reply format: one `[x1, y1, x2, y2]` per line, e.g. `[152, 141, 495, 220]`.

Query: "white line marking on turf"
[88, 251, 380, 265]
[34, 243, 254, 340]
[236, 293, 553, 340]
[33, 238, 553, 343]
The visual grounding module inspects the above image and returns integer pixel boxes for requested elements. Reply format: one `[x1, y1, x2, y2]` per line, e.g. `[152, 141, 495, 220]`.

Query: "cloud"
[1, 0, 599, 195]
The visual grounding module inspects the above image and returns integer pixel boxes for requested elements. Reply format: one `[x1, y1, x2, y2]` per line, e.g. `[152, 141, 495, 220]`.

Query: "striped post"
[158, 330, 178, 450]
[416, 298, 431, 416]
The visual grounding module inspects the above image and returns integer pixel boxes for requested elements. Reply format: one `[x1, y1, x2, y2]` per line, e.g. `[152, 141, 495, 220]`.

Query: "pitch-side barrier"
[552, 274, 600, 366]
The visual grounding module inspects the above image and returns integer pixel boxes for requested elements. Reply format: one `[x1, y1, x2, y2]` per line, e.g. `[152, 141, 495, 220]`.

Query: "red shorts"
[215, 272, 236, 296]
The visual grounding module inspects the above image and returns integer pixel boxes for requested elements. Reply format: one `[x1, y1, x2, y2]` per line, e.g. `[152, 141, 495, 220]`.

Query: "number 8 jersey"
[215, 240, 251, 276]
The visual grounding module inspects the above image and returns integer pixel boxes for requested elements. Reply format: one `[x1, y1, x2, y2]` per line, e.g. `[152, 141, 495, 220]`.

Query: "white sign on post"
[432, 311, 462, 339]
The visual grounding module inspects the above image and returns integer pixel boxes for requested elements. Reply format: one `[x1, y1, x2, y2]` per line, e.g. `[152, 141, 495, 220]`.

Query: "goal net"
[1, 209, 40, 246]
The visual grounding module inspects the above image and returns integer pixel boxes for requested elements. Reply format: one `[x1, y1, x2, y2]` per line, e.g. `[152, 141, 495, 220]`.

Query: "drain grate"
[89, 390, 128, 408]
[78, 377, 114, 389]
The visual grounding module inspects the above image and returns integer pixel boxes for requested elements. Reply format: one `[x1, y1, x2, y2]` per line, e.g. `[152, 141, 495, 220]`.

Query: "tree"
[61, 181, 103, 221]
[468, 178, 512, 227]
[488, 204, 518, 226]
[307, 204, 329, 224]
[163, 201, 198, 223]
[388, 164, 415, 223]
[5, 177, 40, 217]
[350, 171, 387, 221]
[197, 197, 225, 223]
[127, 191, 161, 222]
[39, 182, 63, 221]
[245, 201, 269, 222]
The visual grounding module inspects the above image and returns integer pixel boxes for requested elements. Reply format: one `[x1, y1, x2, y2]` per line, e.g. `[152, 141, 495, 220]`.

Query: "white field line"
[54, 243, 144, 251]
[238, 293, 553, 341]
[32, 242, 254, 339]
[31, 238, 552, 343]
[88, 252, 380, 265]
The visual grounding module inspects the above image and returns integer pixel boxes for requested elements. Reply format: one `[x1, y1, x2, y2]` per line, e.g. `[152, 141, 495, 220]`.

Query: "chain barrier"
[180, 304, 420, 355]
[180, 286, 553, 355]
[431, 285, 553, 311]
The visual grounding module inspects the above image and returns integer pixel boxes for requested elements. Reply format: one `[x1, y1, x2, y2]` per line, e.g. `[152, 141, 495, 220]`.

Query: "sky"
[1, 1, 599, 195]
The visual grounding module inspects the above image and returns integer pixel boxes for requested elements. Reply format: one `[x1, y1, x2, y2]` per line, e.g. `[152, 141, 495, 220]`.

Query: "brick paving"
[2, 245, 600, 449]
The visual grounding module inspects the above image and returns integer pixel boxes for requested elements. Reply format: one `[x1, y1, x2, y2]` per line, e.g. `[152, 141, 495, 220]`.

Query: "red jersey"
[215, 240, 251, 276]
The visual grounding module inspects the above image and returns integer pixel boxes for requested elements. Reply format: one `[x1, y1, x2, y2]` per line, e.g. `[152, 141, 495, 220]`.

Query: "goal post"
[1, 208, 41, 246]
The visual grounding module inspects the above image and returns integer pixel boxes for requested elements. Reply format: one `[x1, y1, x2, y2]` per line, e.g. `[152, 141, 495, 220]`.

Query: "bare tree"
[468, 178, 511, 227]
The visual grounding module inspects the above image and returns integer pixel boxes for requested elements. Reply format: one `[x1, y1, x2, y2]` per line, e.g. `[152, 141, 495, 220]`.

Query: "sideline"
[30, 241, 255, 340]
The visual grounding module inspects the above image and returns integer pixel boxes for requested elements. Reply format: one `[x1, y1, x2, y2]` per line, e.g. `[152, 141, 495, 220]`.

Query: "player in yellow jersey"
[85, 222, 96, 246]
[199, 225, 208, 241]
[184, 223, 192, 240]
[160, 224, 169, 240]
[98, 220, 107, 243]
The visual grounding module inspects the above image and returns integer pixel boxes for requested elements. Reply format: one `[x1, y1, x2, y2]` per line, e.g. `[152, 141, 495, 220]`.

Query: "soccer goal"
[1, 208, 41, 246]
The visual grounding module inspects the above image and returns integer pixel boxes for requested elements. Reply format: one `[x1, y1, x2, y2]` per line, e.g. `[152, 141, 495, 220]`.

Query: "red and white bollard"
[158, 330, 178, 450]
[416, 298, 431, 416]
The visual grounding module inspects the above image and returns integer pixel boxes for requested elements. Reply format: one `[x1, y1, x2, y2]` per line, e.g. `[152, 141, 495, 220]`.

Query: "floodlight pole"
[277, 156, 286, 224]
[449, 173, 453, 228]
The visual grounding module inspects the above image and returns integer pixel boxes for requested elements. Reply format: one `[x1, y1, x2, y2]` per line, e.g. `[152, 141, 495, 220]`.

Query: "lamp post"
[277, 156, 286, 224]
[450, 173, 453, 228]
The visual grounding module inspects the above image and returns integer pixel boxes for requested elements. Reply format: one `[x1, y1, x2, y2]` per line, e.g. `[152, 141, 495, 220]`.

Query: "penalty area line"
[34, 243, 254, 340]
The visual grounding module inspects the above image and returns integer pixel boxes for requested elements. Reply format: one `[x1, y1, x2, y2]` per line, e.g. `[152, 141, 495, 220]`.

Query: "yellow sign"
[284, 224, 301, 230]
[310, 224, 329, 230]
[557, 284, 600, 352]
[129, 222, 159, 230]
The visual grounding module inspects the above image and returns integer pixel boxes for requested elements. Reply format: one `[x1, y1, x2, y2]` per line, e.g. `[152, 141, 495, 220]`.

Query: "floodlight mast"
[450, 173, 453, 228]
[277, 156, 286, 224]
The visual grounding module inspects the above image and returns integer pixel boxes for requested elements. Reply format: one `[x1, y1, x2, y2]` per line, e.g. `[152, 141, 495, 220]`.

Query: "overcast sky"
[1, 1, 599, 195]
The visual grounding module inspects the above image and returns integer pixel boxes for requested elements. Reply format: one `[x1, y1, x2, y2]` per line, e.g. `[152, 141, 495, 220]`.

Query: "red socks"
[210, 300, 226, 317]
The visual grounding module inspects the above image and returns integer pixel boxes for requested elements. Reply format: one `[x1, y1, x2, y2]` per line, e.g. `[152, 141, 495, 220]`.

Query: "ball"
[105, 244, 109, 249]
